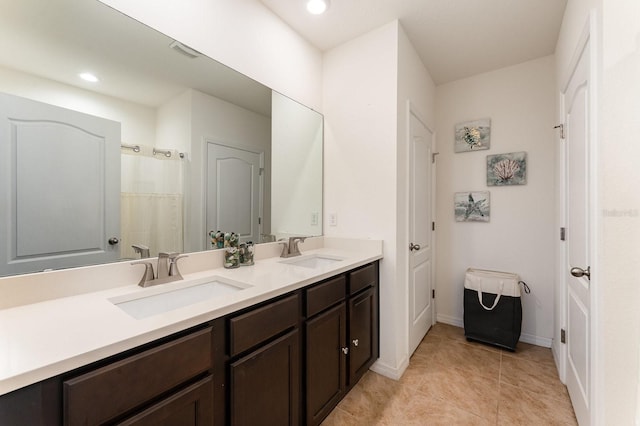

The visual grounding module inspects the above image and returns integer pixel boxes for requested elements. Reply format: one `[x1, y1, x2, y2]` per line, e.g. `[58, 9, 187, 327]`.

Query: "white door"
[408, 110, 435, 355]
[563, 30, 592, 426]
[206, 142, 263, 245]
[0, 93, 121, 276]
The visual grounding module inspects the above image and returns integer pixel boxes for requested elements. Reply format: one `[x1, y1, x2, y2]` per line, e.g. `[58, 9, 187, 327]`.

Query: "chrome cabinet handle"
[352, 339, 359, 347]
[570, 266, 590, 280]
[409, 242, 421, 251]
[341, 347, 349, 355]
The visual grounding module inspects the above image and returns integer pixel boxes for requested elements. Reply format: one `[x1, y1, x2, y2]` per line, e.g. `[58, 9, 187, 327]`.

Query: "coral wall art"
[454, 118, 491, 152]
[454, 191, 490, 222]
[487, 151, 527, 186]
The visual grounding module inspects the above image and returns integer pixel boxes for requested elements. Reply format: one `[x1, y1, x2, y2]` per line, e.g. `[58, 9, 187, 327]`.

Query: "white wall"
[156, 90, 192, 154]
[324, 21, 436, 378]
[600, 1, 640, 421]
[98, 0, 323, 112]
[434, 56, 557, 346]
[0, 66, 156, 145]
[323, 21, 400, 373]
[271, 92, 323, 238]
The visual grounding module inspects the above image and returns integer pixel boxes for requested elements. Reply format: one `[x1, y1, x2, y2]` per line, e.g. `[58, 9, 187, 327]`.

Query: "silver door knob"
[570, 266, 590, 279]
[341, 347, 349, 355]
[352, 339, 359, 347]
[409, 242, 421, 251]
[108, 237, 119, 245]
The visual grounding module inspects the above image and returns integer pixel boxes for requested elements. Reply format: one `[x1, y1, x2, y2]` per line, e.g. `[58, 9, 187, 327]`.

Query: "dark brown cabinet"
[0, 261, 379, 426]
[229, 330, 300, 426]
[305, 302, 347, 425]
[63, 327, 213, 426]
[348, 287, 377, 385]
[304, 263, 379, 426]
[224, 293, 302, 426]
[118, 376, 214, 426]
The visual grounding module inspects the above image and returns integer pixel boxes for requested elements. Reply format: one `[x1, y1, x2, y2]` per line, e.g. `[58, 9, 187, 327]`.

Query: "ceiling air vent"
[169, 41, 201, 59]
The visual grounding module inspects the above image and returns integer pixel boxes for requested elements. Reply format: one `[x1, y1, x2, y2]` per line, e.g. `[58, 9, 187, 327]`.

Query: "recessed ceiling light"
[306, 0, 329, 15]
[78, 72, 99, 83]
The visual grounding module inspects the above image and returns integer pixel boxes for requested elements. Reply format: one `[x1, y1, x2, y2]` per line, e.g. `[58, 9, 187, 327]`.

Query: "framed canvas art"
[487, 151, 527, 186]
[454, 191, 490, 222]
[455, 119, 491, 152]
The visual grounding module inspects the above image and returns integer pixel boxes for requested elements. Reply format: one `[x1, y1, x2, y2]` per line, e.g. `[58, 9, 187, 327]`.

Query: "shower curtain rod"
[121, 144, 185, 159]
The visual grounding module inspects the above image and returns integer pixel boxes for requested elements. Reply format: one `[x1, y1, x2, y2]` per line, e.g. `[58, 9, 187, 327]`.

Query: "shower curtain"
[120, 145, 185, 259]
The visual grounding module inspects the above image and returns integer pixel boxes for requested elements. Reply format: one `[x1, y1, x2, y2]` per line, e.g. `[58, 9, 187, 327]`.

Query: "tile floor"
[321, 323, 577, 425]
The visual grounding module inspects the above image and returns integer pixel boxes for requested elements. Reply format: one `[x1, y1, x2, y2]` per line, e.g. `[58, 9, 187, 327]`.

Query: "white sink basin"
[279, 254, 344, 269]
[110, 276, 252, 319]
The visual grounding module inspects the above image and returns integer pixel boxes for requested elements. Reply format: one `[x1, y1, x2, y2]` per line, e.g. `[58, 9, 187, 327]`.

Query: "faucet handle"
[131, 260, 155, 286]
[278, 241, 289, 258]
[168, 254, 188, 278]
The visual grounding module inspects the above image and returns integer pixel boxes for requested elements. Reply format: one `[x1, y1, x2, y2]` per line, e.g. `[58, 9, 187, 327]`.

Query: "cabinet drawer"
[64, 327, 212, 426]
[230, 294, 299, 357]
[348, 263, 377, 295]
[118, 375, 214, 426]
[306, 275, 346, 317]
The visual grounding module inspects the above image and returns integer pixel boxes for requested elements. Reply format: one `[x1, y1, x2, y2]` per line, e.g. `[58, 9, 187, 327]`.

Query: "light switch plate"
[329, 213, 337, 226]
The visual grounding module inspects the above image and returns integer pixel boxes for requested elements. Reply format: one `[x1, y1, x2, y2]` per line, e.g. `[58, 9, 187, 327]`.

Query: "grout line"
[496, 352, 503, 425]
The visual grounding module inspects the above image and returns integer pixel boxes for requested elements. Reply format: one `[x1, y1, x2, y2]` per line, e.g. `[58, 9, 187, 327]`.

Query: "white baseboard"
[520, 333, 552, 348]
[370, 356, 409, 381]
[435, 314, 552, 348]
[436, 313, 463, 328]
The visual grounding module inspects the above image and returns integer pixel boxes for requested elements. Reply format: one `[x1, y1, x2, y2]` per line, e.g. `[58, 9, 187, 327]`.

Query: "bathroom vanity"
[0, 239, 381, 425]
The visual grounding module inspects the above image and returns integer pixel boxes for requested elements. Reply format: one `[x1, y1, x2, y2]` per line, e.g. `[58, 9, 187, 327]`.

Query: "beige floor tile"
[323, 324, 576, 425]
[498, 382, 577, 425]
[335, 371, 400, 423]
[380, 386, 493, 426]
[415, 364, 499, 422]
[319, 406, 360, 426]
[399, 351, 432, 390]
[428, 339, 501, 380]
[428, 322, 467, 341]
[502, 341, 557, 367]
[500, 354, 568, 400]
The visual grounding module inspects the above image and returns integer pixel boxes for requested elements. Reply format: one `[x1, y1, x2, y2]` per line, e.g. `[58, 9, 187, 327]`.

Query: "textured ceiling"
[259, 0, 568, 84]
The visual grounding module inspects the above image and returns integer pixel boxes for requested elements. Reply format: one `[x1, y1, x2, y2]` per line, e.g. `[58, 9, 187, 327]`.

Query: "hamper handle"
[477, 281, 504, 311]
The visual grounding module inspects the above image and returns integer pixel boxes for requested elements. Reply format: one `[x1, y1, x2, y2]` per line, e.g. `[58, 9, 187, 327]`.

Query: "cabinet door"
[348, 288, 377, 386]
[305, 302, 347, 426]
[118, 376, 213, 426]
[229, 330, 300, 426]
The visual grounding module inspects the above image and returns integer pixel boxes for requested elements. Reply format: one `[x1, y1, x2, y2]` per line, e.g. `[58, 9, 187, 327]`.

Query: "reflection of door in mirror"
[206, 142, 264, 246]
[0, 93, 121, 276]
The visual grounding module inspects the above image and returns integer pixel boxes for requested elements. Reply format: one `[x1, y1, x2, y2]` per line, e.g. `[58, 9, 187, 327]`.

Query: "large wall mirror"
[0, 0, 323, 277]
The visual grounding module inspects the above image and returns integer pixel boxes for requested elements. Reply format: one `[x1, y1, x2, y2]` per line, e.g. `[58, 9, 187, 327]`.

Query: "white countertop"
[0, 239, 382, 396]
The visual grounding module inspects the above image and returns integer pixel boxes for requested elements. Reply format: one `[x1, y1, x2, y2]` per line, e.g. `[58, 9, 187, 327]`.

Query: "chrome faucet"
[131, 252, 188, 287]
[131, 244, 150, 259]
[279, 236, 307, 258]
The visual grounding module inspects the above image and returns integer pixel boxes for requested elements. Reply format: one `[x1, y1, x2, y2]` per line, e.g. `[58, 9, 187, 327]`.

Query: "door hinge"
[432, 152, 439, 163]
[432, 289, 435, 299]
[259, 167, 264, 175]
[258, 217, 262, 225]
[554, 124, 565, 139]
[561, 328, 566, 344]
[432, 222, 435, 231]
[560, 227, 566, 241]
